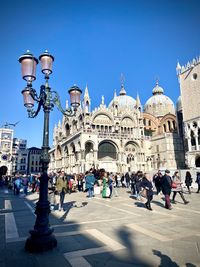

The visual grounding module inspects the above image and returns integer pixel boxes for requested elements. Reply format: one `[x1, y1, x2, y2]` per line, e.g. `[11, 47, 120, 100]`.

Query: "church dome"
[144, 81, 175, 117]
[176, 96, 182, 112]
[108, 85, 136, 110]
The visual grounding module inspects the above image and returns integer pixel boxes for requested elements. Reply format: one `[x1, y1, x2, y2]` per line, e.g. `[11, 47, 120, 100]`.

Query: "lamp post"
[19, 50, 82, 252]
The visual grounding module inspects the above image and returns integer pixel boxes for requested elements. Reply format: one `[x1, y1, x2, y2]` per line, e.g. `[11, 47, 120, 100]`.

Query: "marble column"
[195, 135, 199, 151]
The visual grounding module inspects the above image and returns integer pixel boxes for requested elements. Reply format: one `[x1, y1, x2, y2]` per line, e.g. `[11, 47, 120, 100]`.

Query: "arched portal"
[85, 142, 94, 171]
[85, 142, 94, 161]
[98, 142, 117, 160]
[98, 141, 118, 172]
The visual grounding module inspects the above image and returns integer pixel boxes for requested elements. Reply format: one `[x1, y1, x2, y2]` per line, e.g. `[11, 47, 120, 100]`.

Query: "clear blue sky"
[0, 0, 200, 148]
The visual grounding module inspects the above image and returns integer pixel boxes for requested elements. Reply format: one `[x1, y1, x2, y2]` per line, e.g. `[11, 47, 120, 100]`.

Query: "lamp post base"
[25, 229, 57, 252]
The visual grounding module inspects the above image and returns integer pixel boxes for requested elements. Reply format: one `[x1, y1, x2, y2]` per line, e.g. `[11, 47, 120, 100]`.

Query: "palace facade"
[49, 80, 185, 174]
[176, 56, 200, 169]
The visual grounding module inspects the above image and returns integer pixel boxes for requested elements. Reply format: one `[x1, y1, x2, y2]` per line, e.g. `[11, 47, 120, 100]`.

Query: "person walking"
[185, 171, 192, 194]
[102, 171, 109, 198]
[108, 173, 118, 198]
[22, 175, 29, 196]
[196, 172, 200, 193]
[56, 171, 68, 211]
[85, 169, 96, 198]
[130, 172, 136, 195]
[121, 174, 126, 188]
[108, 173, 113, 198]
[171, 171, 189, 205]
[48, 172, 57, 211]
[134, 171, 143, 200]
[140, 173, 154, 211]
[161, 170, 172, 210]
[77, 174, 83, 192]
[125, 172, 130, 188]
[14, 175, 22, 195]
[153, 171, 163, 195]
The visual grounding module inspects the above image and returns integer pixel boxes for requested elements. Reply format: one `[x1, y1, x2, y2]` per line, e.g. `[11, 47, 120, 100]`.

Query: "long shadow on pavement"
[152, 249, 179, 267]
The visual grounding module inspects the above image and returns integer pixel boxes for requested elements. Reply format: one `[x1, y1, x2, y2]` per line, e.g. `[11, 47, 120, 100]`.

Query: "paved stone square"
[0, 187, 200, 267]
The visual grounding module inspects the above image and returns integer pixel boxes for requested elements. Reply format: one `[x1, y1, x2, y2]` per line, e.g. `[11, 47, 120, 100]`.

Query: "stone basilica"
[49, 80, 185, 174]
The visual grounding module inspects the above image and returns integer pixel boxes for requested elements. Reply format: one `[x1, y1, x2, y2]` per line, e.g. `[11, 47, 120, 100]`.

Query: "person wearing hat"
[161, 170, 172, 209]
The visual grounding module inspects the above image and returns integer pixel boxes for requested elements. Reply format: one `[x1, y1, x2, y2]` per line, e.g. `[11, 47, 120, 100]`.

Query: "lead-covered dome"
[144, 82, 175, 117]
[109, 85, 136, 110]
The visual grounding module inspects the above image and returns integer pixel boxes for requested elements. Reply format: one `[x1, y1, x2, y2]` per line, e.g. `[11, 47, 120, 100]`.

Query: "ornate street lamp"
[19, 50, 82, 252]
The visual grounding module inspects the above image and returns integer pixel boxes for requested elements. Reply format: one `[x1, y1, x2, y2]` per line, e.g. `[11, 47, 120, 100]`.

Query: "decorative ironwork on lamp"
[19, 50, 82, 253]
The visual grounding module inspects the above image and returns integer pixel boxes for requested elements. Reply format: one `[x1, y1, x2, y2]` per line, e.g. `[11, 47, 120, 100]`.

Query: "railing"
[97, 132, 139, 140]
[143, 136, 152, 140]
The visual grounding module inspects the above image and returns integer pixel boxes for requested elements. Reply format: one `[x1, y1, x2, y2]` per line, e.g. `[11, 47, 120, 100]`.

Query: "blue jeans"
[59, 191, 65, 209]
[23, 185, 28, 195]
[109, 185, 113, 197]
[88, 187, 94, 198]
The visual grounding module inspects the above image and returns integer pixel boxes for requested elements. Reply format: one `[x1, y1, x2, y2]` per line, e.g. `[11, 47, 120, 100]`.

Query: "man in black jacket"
[161, 170, 172, 209]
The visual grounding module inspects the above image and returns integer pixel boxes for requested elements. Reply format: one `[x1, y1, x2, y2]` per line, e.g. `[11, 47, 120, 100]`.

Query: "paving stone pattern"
[0, 187, 200, 267]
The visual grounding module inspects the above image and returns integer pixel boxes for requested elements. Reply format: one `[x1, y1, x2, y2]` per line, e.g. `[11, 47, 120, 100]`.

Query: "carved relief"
[93, 114, 112, 124]
[121, 117, 134, 126]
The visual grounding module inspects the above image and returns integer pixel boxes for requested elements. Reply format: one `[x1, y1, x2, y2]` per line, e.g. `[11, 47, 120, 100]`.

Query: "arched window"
[191, 130, 196, 146]
[143, 119, 146, 126]
[148, 120, 151, 126]
[168, 121, 171, 131]
[172, 120, 176, 130]
[98, 142, 117, 160]
[65, 123, 70, 136]
[163, 124, 166, 132]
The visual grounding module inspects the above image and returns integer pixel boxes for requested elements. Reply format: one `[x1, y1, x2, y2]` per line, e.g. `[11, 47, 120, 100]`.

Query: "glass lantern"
[21, 88, 34, 108]
[68, 85, 82, 109]
[19, 50, 38, 82]
[39, 50, 54, 76]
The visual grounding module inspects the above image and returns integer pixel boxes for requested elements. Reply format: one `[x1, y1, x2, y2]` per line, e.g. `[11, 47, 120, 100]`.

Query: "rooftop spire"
[101, 95, 104, 105]
[114, 89, 117, 98]
[119, 73, 126, 95]
[84, 84, 89, 98]
[136, 93, 141, 107]
[176, 60, 181, 75]
[155, 75, 159, 86]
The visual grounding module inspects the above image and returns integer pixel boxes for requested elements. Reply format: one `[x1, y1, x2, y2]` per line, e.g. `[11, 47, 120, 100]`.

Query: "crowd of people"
[0, 168, 200, 212]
